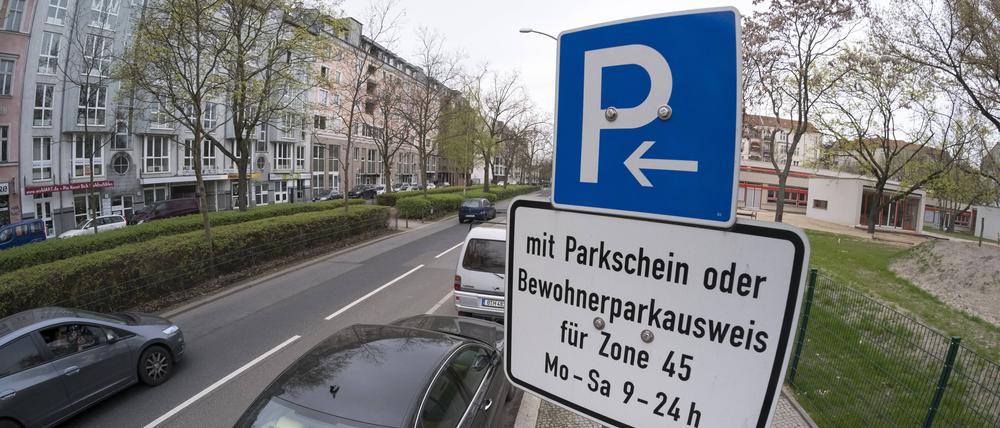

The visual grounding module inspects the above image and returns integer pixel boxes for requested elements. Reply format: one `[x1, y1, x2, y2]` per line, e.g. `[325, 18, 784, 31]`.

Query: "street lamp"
[518, 27, 557, 41]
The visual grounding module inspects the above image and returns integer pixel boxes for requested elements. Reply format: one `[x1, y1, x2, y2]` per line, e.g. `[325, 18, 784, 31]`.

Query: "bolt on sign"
[506, 7, 810, 428]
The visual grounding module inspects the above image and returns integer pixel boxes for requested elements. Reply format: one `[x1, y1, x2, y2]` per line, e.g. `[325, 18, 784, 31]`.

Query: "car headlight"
[162, 325, 180, 335]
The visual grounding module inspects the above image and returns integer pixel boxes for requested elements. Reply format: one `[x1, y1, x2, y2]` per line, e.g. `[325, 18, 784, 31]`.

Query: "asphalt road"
[62, 191, 544, 428]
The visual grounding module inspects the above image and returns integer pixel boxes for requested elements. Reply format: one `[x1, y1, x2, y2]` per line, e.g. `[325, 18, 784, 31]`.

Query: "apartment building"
[0, 0, 34, 226]
[741, 114, 822, 167]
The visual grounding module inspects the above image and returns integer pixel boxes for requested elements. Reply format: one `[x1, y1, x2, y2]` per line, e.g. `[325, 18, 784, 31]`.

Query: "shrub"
[0, 199, 364, 273]
[376, 186, 470, 206]
[462, 190, 498, 202]
[0, 205, 389, 317]
[396, 197, 432, 218]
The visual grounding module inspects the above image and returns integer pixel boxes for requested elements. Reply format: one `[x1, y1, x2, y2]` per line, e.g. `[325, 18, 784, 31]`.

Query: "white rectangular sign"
[505, 199, 809, 428]
[0, 182, 8, 196]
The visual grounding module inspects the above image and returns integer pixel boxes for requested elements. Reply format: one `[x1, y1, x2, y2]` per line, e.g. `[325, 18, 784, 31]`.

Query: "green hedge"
[0, 199, 364, 274]
[376, 186, 470, 206]
[0, 205, 389, 317]
[491, 185, 541, 200]
[395, 185, 540, 219]
[463, 190, 498, 202]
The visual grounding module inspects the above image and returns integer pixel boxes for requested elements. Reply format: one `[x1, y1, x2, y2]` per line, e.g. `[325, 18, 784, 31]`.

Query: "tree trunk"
[237, 139, 250, 211]
[192, 135, 212, 243]
[89, 149, 98, 234]
[482, 156, 491, 193]
[774, 174, 788, 223]
[866, 184, 886, 236]
[383, 157, 392, 193]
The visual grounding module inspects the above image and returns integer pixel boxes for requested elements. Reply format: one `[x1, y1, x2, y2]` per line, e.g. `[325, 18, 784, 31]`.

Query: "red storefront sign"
[24, 180, 115, 195]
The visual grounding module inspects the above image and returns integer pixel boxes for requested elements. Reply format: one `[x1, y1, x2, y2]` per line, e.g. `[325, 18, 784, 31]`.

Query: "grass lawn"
[805, 229, 999, 359]
[922, 226, 1000, 245]
[792, 230, 1000, 427]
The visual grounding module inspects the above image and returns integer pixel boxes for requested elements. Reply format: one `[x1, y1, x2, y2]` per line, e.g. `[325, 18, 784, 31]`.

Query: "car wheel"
[138, 345, 173, 386]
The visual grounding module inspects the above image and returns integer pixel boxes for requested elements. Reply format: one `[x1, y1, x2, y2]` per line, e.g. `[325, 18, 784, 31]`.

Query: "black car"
[347, 185, 377, 200]
[0, 307, 184, 428]
[313, 189, 344, 201]
[459, 198, 497, 223]
[235, 315, 512, 428]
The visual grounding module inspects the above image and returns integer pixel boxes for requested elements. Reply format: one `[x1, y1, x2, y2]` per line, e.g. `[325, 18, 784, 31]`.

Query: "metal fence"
[786, 269, 1000, 427]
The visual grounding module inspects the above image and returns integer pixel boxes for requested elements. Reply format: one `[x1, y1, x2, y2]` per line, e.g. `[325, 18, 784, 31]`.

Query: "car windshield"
[76, 219, 92, 229]
[462, 239, 505, 274]
[245, 397, 365, 428]
[462, 199, 483, 208]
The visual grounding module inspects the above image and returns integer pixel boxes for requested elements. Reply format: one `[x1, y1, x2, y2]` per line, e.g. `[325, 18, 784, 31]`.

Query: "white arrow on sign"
[624, 140, 699, 187]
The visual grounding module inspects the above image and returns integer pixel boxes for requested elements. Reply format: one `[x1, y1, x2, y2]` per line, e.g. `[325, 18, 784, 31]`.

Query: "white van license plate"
[482, 299, 504, 309]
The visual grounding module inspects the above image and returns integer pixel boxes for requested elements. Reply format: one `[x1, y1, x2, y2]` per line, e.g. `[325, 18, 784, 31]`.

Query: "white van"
[453, 226, 506, 318]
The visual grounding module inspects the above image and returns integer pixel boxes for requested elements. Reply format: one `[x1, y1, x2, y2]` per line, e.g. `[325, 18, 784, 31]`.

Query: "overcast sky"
[338, 0, 759, 117]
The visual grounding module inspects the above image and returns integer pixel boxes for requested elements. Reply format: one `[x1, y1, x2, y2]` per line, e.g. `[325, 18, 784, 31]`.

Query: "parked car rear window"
[462, 239, 505, 274]
[0, 335, 45, 378]
[462, 199, 483, 208]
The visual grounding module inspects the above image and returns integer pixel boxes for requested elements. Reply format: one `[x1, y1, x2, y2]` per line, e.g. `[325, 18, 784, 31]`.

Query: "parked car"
[459, 198, 497, 223]
[347, 185, 377, 199]
[235, 315, 511, 428]
[426, 182, 437, 189]
[392, 183, 406, 192]
[58, 215, 128, 239]
[0, 307, 184, 428]
[131, 198, 200, 224]
[454, 226, 507, 318]
[0, 220, 47, 251]
[313, 189, 344, 201]
[374, 185, 386, 195]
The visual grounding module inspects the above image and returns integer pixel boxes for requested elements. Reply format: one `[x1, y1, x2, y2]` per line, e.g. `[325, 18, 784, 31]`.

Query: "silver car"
[0, 307, 185, 427]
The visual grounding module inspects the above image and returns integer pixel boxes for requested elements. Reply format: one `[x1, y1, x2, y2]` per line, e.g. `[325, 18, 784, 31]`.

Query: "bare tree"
[203, 0, 333, 211]
[438, 98, 481, 189]
[874, 0, 1000, 188]
[820, 46, 962, 234]
[399, 27, 462, 195]
[464, 69, 537, 192]
[121, 0, 231, 241]
[744, 0, 861, 222]
[362, 73, 409, 192]
[323, 0, 401, 207]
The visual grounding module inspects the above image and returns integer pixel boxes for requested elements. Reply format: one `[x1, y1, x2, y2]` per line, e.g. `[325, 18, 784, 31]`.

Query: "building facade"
[0, 0, 36, 226]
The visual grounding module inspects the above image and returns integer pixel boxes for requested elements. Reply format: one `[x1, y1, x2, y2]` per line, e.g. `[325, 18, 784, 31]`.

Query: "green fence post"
[923, 336, 961, 428]
[788, 268, 818, 386]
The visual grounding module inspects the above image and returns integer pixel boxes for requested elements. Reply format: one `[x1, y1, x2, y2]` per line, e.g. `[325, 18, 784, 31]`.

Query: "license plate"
[465, 214, 476, 218]
[482, 298, 504, 309]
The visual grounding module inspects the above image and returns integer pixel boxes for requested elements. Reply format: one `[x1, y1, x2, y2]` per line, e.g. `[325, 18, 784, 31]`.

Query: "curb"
[782, 386, 819, 428]
[160, 213, 456, 318]
[513, 392, 541, 428]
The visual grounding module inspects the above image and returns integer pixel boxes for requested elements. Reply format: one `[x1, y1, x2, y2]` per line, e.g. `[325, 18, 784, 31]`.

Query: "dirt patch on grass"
[890, 240, 1000, 326]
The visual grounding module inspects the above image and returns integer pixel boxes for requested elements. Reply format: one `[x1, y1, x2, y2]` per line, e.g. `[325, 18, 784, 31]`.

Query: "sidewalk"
[516, 386, 818, 428]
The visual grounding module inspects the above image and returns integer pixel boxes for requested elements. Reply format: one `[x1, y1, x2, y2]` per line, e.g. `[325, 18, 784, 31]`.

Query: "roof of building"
[744, 114, 819, 133]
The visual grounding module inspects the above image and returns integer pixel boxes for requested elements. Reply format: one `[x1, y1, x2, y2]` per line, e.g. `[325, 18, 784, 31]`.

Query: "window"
[364, 101, 375, 115]
[274, 142, 291, 170]
[329, 144, 339, 172]
[462, 239, 505, 274]
[32, 137, 52, 180]
[150, 103, 172, 129]
[0, 126, 7, 162]
[203, 102, 217, 129]
[47, 0, 68, 25]
[311, 145, 325, 171]
[255, 124, 267, 152]
[33, 84, 54, 126]
[83, 34, 112, 76]
[0, 58, 13, 95]
[203, 140, 216, 169]
[77, 85, 107, 126]
[420, 346, 491, 428]
[353, 147, 359, 161]
[333, 94, 341, 106]
[320, 66, 328, 79]
[254, 182, 269, 205]
[0, 335, 45, 378]
[91, 0, 120, 29]
[2, 0, 25, 31]
[36, 200, 54, 237]
[319, 89, 329, 105]
[143, 135, 169, 173]
[113, 117, 129, 149]
[313, 115, 327, 130]
[111, 152, 130, 175]
[295, 145, 305, 169]
[181, 140, 192, 171]
[73, 134, 103, 177]
[334, 70, 342, 83]
[143, 185, 167, 205]
[281, 114, 296, 140]
[38, 32, 60, 75]
[273, 181, 288, 203]
[40, 324, 104, 358]
[813, 199, 828, 210]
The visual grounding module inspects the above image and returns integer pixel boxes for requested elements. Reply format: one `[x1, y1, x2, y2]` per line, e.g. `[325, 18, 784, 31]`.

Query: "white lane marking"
[324, 264, 425, 320]
[434, 242, 464, 259]
[425, 292, 454, 315]
[143, 335, 301, 428]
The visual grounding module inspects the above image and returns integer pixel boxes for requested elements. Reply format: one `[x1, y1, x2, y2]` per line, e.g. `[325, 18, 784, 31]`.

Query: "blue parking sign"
[550, 8, 742, 227]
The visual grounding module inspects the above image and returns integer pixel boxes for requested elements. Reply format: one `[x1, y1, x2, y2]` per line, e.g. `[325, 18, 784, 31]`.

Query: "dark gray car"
[0, 307, 185, 428]
[235, 315, 512, 428]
